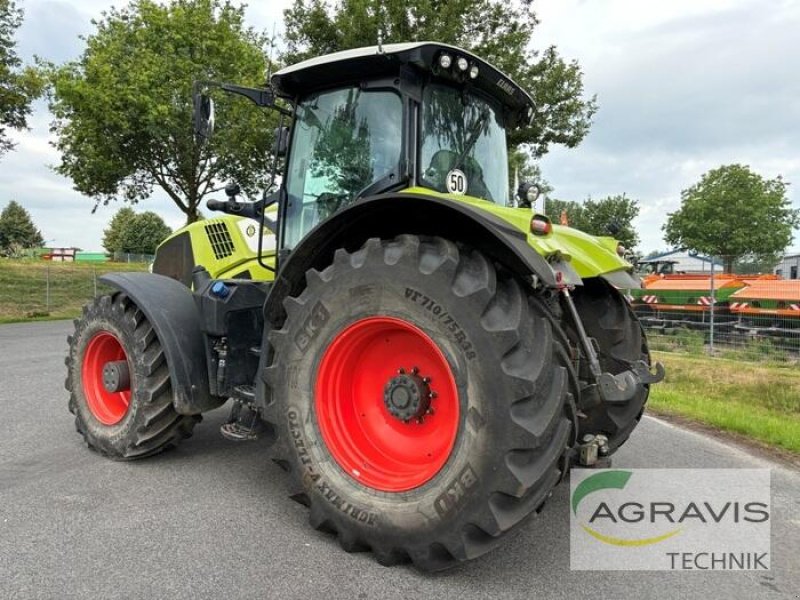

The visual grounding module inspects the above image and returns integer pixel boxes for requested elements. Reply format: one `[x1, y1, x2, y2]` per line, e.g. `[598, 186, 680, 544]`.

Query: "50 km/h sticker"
[446, 169, 468, 195]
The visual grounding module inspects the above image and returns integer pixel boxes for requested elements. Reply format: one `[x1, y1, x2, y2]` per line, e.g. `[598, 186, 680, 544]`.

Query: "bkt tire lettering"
[405, 288, 476, 360]
[294, 302, 330, 352]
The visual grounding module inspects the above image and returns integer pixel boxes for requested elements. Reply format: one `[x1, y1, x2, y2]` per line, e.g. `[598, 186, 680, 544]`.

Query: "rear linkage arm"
[559, 285, 665, 404]
[556, 283, 664, 467]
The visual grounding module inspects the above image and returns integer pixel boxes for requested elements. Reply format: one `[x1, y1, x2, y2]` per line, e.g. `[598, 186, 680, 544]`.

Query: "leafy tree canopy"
[103, 206, 171, 254]
[282, 0, 597, 157]
[734, 252, 782, 275]
[1, 0, 44, 158]
[0, 199, 44, 251]
[119, 211, 172, 254]
[101, 206, 136, 253]
[663, 164, 799, 273]
[545, 194, 641, 249]
[45, 0, 276, 224]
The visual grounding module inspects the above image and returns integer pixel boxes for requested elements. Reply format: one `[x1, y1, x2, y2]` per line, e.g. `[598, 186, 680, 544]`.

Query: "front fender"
[100, 272, 223, 415]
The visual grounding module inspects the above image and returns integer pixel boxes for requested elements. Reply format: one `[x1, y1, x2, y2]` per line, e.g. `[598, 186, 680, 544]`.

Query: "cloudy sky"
[2, 0, 799, 253]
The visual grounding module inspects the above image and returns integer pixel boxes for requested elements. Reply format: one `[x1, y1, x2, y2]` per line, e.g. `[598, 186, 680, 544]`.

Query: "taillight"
[530, 214, 552, 236]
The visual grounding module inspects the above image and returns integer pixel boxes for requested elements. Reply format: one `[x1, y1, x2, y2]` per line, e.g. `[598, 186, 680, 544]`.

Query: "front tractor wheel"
[65, 293, 200, 459]
[263, 236, 576, 570]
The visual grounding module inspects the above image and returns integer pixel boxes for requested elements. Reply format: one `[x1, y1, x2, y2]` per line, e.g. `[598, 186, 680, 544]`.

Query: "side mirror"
[274, 126, 290, 157]
[516, 181, 540, 208]
[193, 93, 215, 144]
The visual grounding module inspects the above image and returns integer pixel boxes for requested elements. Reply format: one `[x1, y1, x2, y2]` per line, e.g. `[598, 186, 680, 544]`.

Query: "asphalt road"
[0, 320, 798, 600]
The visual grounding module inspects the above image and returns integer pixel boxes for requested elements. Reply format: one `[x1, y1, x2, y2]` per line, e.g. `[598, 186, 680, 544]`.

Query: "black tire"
[65, 292, 200, 459]
[262, 236, 575, 571]
[570, 277, 650, 452]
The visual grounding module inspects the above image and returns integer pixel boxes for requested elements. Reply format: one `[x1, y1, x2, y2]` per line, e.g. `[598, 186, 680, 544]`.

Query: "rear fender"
[264, 192, 560, 325]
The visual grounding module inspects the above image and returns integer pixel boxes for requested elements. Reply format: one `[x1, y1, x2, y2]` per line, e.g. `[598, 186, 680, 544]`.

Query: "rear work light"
[530, 214, 552, 235]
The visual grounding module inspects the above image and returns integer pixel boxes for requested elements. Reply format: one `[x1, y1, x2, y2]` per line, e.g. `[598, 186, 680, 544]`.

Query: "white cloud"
[535, 0, 800, 252]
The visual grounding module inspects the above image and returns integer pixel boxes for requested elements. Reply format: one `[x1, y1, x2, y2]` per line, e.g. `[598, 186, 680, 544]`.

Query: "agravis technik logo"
[570, 469, 771, 570]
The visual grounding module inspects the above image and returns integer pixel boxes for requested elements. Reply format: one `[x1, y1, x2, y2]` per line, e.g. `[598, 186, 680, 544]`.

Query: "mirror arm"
[206, 192, 279, 233]
[220, 84, 293, 117]
[193, 80, 293, 116]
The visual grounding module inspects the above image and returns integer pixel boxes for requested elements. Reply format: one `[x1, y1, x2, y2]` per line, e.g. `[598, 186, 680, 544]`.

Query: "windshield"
[283, 88, 403, 249]
[420, 85, 509, 205]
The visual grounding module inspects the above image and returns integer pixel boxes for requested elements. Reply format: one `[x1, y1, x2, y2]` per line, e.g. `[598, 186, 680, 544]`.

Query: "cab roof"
[271, 42, 534, 126]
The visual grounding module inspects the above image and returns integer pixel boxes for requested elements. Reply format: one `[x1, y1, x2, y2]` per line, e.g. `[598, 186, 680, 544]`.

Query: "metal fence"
[625, 264, 800, 361]
[4, 255, 798, 362]
[108, 252, 155, 263]
[15, 249, 154, 263]
[0, 261, 148, 321]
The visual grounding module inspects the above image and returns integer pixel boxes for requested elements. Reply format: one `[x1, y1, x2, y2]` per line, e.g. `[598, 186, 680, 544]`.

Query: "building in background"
[774, 254, 800, 279]
[638, 249, 723, 275]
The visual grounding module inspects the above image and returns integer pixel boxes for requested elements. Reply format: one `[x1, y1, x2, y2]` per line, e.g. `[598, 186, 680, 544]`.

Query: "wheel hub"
[102, 360, 130, 393]
[383, 368, 432, 422]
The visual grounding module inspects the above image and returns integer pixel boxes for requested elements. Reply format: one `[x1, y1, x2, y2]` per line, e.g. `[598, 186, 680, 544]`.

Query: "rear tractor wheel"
[263, 235, 576, 570]
[569, 277, 652, 453]
[65, 293, 200, 459]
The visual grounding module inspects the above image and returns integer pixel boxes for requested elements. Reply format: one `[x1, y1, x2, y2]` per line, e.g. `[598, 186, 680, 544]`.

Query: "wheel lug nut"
[422, 377, 431, 384]
[398, 368, 405, 374]
[412, 366, 419, 374]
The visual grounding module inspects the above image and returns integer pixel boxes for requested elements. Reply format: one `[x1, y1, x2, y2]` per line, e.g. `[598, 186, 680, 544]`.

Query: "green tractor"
[65, 42, 664, 570]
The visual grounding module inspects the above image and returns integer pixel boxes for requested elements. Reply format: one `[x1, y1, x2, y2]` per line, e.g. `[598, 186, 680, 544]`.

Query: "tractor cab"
[270, 42, 534, 248]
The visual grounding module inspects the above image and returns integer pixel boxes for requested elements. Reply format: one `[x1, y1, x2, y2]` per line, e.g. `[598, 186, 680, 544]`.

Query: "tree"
[119, 211, 172, 254]
[663, 164, 800, 273]
[282, 0, 597, 157]
[734, 252, 782, 275]
[508, 147, 553, 201]
[46, 0, 275, 224]
[545, 194, 641, 249]
[102, 206, 136, 253]
[1, 0, 43, 158]
[0, 200, 44, 252]
[103, 207, 170, 255]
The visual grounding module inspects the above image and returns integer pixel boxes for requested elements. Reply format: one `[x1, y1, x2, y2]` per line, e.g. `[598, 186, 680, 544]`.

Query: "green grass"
[0, 259, 148, 323]
[649, 351, 800, 454]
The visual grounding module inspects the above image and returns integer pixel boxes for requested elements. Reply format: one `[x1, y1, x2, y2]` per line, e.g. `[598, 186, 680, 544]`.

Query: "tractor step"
[220, 397, 264, 442]
[232, 384, 255, 401]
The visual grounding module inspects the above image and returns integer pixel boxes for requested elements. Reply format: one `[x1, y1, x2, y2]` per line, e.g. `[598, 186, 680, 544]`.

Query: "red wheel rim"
[315, 317, 459, 492]
[82, 331, 131, 425]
